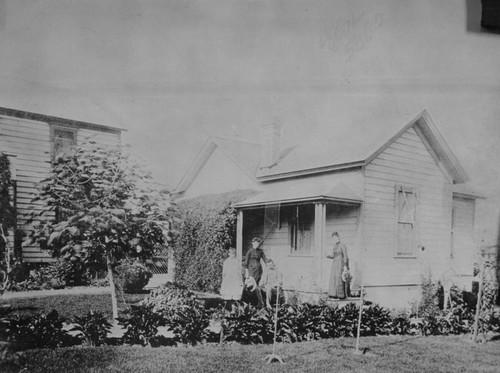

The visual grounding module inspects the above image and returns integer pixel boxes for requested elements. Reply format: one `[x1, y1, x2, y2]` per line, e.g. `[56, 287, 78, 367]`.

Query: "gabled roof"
[176, 110, 470, 196]
[257, 110, 469, 183]
[175, 136, 261, 194]
[235, 171, 363, 208]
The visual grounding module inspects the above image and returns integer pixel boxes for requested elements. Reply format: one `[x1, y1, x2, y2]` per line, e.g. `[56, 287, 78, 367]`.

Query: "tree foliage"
[173, 190, 256, 293]
[28, 141, 175, 268]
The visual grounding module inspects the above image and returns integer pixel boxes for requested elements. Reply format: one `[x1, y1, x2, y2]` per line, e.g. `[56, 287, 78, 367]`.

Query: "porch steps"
[322, 297, 368, 308]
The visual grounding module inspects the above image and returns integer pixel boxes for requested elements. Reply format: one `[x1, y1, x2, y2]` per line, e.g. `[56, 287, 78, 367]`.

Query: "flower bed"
[1, 282, 498, 351]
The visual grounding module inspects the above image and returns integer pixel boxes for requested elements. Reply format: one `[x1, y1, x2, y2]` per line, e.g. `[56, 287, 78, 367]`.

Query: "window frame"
[394, 184, 419, 257]
[287, 204, 315, 256]
[51, 125, 78, 158]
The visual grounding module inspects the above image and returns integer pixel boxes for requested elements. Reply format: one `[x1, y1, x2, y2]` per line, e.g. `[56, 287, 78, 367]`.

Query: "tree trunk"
[107, 254, 119, 320]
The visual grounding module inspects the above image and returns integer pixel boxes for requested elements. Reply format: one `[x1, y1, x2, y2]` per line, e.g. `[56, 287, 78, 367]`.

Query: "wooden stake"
[264, 285, 285, 364]
[355, 280, 364, 353]
[472, 261, 484, 343]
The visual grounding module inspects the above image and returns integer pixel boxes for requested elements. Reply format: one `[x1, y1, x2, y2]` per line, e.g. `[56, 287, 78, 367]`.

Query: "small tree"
[28, 141, 175, 318]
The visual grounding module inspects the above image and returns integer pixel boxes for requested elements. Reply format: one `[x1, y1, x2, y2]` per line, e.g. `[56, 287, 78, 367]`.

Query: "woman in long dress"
[327, 232, 349, 299]
[220, 247, 243, 301]
[243, 237, 267, 308]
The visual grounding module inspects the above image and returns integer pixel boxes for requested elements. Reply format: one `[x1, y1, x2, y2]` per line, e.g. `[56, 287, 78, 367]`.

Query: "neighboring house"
[0, 107, 123, 262]
[175, 110, 479, 307]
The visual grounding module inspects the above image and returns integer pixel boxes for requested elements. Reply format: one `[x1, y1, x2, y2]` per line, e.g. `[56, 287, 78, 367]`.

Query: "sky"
[0, 0, 499, 244]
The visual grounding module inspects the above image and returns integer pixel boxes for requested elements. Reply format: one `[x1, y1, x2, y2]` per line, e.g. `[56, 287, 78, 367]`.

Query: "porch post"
[314, 203, 326, 292]
[236, 210, 243, 262]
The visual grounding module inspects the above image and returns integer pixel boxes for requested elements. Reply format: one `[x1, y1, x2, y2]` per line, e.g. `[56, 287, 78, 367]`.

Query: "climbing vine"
[173, 190, 256, 293]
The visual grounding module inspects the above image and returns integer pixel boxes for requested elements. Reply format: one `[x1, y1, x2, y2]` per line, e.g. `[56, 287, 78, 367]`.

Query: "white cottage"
[175, 110, 479, 307]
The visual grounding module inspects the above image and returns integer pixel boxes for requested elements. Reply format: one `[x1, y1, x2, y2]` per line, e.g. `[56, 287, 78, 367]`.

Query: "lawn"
[1, 291, 499, 372]
[0, 291, 147, 320]
[11, 335, 500, 373]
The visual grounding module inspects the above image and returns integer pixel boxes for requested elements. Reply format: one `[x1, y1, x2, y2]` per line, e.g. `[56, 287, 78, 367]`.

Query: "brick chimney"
[260, 122, 282, 168]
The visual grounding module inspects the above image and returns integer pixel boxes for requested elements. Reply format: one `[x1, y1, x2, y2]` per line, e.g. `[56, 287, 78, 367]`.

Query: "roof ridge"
[210, 135, 260, 146]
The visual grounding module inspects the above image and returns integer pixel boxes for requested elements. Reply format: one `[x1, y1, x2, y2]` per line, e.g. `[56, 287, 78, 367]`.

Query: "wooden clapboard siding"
[321, 204, 359, 289]
[363, 126, 453, 286]
[0, 116, 52, 261]
[0, 112, 122, 262]
[451, 196, 475, 274]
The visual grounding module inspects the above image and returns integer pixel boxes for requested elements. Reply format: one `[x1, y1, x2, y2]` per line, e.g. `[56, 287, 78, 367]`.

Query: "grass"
[0, 291, 148, 320]
[9, 335, 500, 373]
[1, 291, 499, 372]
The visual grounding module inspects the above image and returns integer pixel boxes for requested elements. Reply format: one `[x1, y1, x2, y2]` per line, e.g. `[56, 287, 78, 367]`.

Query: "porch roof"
[235, 172, 363, 208]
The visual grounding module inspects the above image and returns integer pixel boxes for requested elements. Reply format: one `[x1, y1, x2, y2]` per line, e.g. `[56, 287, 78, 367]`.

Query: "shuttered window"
[396, 185, 417, 256]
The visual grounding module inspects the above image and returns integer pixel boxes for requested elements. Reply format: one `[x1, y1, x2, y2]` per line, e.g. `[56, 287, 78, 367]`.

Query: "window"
[288, 204, 314, 254]
[52, 127, 77, 157]
[396, 185, 417, 256]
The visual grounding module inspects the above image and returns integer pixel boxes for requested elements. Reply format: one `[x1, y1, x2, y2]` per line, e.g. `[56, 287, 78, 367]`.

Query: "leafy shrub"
[45, 258, 89, 287]
[116, 261, 152, 294]
[441, 303, 474, 335]
[223, 302, 273, 344]
[141, 283, 193, 318]
[89, 276, 109, 288]
[7, 262, 30, 284]
[274, 305, 297, 343]
[391, 314, 412, 335]
[9, 310, 76, 349]
[141, 283, 210, 345]
[173, 190, 257, 293]
[489, 310, 500, 332]
[416, 276, 441, 317]
[222, 301, 407, 344]
[399, 300, 475, 337]
[359, 304, 392, 336]
[297, 303, 329, 340]
[9, 260, 90, 291]
[167, 299, 210, 345]
[276, 303, 341, 342]
[72, 311, 112, 346]
[118, 305, 165, 347]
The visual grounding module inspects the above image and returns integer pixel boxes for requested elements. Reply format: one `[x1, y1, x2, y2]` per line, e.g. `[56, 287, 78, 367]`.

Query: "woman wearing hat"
[244, 237, 268, 308]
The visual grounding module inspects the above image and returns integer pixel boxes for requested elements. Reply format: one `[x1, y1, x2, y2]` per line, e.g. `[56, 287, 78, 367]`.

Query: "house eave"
[0, 107, 125, 134]
[256, 161, 364, 181]
[452, 192, 485, 200]
[235, 195, 363, 209]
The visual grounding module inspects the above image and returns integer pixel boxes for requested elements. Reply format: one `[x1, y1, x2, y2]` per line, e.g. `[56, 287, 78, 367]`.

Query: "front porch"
[234, 177, 364, 296]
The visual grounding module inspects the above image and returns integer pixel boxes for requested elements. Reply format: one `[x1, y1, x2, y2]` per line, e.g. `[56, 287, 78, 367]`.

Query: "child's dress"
[220, 256, 244, 300]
